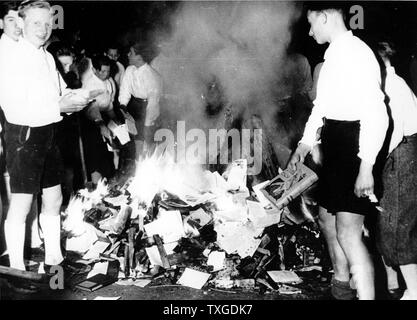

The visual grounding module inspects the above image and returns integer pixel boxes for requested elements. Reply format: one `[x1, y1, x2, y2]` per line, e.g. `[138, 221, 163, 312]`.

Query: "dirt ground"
[0, 274, 331, 301]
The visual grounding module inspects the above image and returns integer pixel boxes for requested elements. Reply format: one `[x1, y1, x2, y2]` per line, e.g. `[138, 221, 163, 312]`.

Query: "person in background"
[119, 43, 162, 159]
[49, 43, 85, 204]
[0, 0, 89, 271]
[288, 3, 388, 300]
[105, 44, 125, 89]
[80, 54, 116, 184]
[376, 40, 417, 300]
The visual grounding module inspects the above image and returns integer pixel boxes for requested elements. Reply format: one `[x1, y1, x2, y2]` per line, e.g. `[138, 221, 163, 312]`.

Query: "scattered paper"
[103, 194, 129, 207]
[87, 261, 109, 279]
[93, 296, 121, 300]
[177, 268, 211, 289]
[247, 200, 281, 228]
[120, 109, 137, 135]
[144, 210, 185, 243]
[207, 251, 225, 272]
[82, 240, 110, 260]
[107, 120, 118, 133]
[189, 208, 212, 227]
[205, 171, 229, 192]
[66, 224, 98, 254]
[38, 262, 45, 274]
[113, 124, 130, 145]
[267, 270, 302, 284]
[252, 181, 272, 208]
[202, 249, 211, 257]
[224, 159, 247, 191]
[214, 206, 248, 223]
[116, 278, 152, 288]
[145, 242, 177, 267]
[279, 284, 302, 295]
[215, 220, 263, 258]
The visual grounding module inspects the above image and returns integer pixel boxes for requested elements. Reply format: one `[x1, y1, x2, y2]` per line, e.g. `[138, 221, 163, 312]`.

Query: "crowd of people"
[0, 0, 162, 278]
[0, 1, 415, 300]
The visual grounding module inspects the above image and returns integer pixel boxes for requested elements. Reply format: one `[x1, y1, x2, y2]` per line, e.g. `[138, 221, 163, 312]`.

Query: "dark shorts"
[318, 119, 376, 215]
[376, 133, 417, 266]
[127, 97, 147, 141]
[79, 114, 115, 179]
[4, 122, 64, 194]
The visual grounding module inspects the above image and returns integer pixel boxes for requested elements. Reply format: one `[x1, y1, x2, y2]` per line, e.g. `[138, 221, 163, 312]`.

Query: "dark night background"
[51, 1, 417, 84]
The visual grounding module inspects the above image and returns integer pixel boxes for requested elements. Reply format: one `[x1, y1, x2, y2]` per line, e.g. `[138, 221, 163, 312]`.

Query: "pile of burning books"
[57, 154, 325, 294]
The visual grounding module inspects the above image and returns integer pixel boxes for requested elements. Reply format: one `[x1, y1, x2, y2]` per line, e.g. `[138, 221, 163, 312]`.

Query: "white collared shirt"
[114, 61, 125, 88]
[119, 63, 162, 126]
[0, 36, 64, 127]
[81, 59, 114, 112]
[384, 66, 417, 153]
[299, 31, 388, 165]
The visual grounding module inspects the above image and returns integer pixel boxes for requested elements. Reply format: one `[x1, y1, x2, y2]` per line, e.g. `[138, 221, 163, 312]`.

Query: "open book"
[261, 164, 318, 210]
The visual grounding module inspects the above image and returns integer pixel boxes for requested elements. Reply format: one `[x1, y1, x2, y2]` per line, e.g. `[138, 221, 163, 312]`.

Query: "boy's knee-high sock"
[4, 220, 26, 270]
[39, 214, 64, 266]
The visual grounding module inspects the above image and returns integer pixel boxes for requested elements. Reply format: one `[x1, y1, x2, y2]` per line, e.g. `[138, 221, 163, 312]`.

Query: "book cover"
[260, 164, 318, 211]
[75, 273, 117, 292]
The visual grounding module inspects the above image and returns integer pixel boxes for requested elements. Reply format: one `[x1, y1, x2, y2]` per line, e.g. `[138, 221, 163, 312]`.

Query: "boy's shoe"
[330, 277, 357, 300]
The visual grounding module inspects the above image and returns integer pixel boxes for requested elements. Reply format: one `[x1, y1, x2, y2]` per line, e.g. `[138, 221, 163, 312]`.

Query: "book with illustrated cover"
[75, 273, 117, 292]
[260, 164, 318, 211]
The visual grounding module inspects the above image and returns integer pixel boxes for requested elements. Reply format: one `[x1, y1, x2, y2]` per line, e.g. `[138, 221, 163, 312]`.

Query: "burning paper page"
[144, 210, 185, 243]
[128, 153, 168, 207]
[204, 171, 229, 194]
[103, 194, 129, 207]
[62, 195, 91, 237]
[246, 200, 281, 229]
[177, 268, 211, 290]
[223, 159, 247, 191]
[78, 178, 109, 206]
[215, 220, 263, 258]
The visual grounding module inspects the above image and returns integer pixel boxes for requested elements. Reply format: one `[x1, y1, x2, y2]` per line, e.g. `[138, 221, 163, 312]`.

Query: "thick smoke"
[153, 1, 302, 125]
[150, 1, 311, 175]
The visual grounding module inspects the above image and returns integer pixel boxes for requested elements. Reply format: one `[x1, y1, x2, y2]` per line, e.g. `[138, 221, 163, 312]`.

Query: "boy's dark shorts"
[4, 122, 64, 194]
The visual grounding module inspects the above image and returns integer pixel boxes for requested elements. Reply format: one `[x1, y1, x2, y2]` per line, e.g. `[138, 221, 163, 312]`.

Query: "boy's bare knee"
[41, 188, 63, 213]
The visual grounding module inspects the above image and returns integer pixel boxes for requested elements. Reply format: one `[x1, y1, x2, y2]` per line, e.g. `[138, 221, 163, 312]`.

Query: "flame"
[128, 150, 210, 208]
[78, 178, 109, 205]
[62, 195, 92, 237]
[62, 179, 109, 237]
